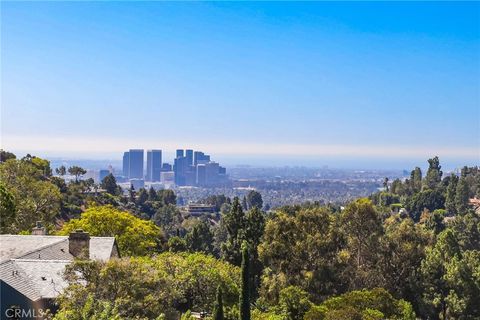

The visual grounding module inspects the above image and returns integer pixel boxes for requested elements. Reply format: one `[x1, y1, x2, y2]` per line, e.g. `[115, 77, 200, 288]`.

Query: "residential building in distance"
[128, 149, 144, 179]
[146, 149, 162, 182]
[181, 204, 217, 217]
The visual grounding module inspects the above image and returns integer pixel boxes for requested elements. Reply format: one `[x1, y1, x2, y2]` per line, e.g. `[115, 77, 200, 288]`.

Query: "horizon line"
[1, 134, 478, 161]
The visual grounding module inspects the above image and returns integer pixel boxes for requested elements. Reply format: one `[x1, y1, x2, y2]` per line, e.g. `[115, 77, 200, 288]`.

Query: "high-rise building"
[185, 166, 196, 186]
[219, 166, 226, 175]
[176, 149, 184, 158]
[185, 149, 193, 166]
[128, 149, 144, 179]
[146, 150, 162, 182]
[194, 151, 210, 166]
[174, 156, 188, 186]
[196, 164, 206, 186]
[205, 162, 220, 186]
[195, 162, 227, 186]
[122, 152, 130, 177]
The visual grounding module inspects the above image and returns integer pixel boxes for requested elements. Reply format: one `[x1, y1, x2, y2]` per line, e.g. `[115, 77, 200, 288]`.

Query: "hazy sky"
[1, 2, 479, 168]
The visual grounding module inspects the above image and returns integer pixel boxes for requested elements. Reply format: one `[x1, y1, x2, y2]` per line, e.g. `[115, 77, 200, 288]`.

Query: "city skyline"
[119, 148, 227, 188]
[1, 2, 479, 168]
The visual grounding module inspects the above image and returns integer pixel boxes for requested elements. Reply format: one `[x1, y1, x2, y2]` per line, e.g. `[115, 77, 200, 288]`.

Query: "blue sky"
[1, 2, 479, 168]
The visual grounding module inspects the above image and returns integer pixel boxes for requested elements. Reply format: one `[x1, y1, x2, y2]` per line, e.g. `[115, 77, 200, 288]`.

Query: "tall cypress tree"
[242, 196, 248, 211]
[423, 156, 443, 190]
[455, 177, 470, 214]
[213, 286, 224, 320]
[410, 167, 423, 193]
[240, 242, 250, 320]
[445, 174, 459, 215]
[222, 197, 246, 265]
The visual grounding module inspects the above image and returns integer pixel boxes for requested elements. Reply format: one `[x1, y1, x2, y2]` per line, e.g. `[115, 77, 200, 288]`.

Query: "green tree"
[0, 150, 16, 162]
[390, 178, 404, 195]
[0, 182, 16, 233]
[423, 209, 446, 235]
[68, 166, 87, 182]
[159, 189, 177, 205]
[246, 190, 263, 210]
[443, 250, 480, 318]
[278, 286, 312, 320]
[168, 236, 188, 252]
[420, 219, 480, 319]
[445, 174, 459, 215]
[410, 167, 423, 194]
[242, 196, 248, 211]
[148, 186, 158, 201]
[423, 156, 443, 190]
[372, 192, 400, 207]
[23, 154, 53, 176]
[340, 198, 383, 290]
[185, 220, 214, 254]
[128, 185, 136, 202]
[55, 253, 240, 320]
[0, 158, 61, 232]
[137, 188, 149, 205]
[420, 229, 460, 319]
[451, 212, 480, 251]
[101, 173, 120, 195]
[380, 217, 430, 310]
[222, 197, 247, 265]
[240, 242, 251, 320]
[383, 177, 389, 192]
[304, 288, 415, 320]
[259, 207, 344, 304]
[245, 207, 266, 299]
[55, 165, 67, 176]
[203, 195, 230, 212]
[154, 204, 183, 236]
[406, 189, 445, 222]
[156, 252, 241, 312]
[58, 205, 163, 256]
[213, 286, 225, 320]
[455, 177, 470, 214]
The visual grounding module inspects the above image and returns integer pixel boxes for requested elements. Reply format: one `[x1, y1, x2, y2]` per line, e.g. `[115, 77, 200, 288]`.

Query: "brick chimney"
[32, 221, 47, 235]
[69, 229, 90, 259]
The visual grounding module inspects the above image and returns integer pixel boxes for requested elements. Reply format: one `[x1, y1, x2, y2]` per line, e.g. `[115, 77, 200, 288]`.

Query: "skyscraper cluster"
[122, 148, 227, 187]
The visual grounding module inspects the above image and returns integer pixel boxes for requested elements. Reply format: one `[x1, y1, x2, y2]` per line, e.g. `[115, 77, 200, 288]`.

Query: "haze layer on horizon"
[1, 2, 479, 169]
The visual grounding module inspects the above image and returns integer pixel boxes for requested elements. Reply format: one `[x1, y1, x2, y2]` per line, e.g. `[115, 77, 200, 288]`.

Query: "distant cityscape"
[102, 149, 229, 190]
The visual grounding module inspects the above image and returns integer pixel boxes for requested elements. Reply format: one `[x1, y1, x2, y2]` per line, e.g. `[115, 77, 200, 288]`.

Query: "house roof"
[0, 235, 117, 263]
[0, 234, 119, 302]
[0, 259, 70, 301]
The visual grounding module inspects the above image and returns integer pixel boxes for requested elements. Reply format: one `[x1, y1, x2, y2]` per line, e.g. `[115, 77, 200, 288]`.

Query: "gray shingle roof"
[0, 235, 117, 263]
[0, 259, 70, 301]
[0, 234, 119, 302]
[0, 235, 66, 263]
